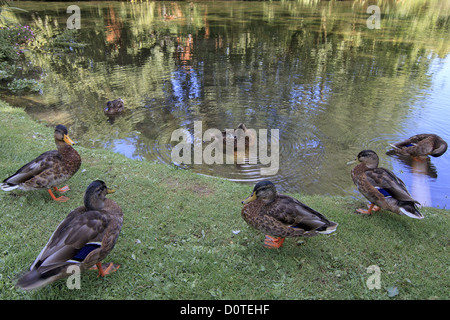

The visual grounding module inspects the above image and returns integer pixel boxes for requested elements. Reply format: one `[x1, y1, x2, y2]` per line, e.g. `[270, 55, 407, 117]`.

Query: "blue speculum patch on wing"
[376, 187, 392, 198]
[71, 242, 101, 262]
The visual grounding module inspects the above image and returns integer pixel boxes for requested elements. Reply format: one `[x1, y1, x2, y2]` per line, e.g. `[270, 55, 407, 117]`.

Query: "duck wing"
[364, 168, 418, 203]
[2, 150, 60, 186]
[268, 194, 337, 232]
[30, 209, 109, 274]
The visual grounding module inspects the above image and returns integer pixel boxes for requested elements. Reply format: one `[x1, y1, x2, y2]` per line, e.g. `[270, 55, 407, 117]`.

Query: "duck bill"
[242, 192, 257, 204]
[106, 188, 116, 194]
[63, 134, 75, 146]
[346, 159, 357, 165]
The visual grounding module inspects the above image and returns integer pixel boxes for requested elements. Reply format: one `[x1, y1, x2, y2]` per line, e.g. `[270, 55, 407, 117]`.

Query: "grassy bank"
[0, 100, 448, 300]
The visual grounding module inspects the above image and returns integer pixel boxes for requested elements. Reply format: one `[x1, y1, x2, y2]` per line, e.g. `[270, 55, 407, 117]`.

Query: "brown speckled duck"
[350, 150, 423, 219]
[1, 124, 81, 202]
[388, 134, 447, 159]
[241, 181, 338, 248]
[16, 180, 123, 290]
[104, 98, 125, 116]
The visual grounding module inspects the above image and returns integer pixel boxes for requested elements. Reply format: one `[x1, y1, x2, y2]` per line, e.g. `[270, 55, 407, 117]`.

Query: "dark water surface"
[3, 1, 450, 208]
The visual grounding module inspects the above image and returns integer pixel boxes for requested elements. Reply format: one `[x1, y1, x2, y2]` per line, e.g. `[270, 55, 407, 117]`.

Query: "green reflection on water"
[3, 0, 450, 207]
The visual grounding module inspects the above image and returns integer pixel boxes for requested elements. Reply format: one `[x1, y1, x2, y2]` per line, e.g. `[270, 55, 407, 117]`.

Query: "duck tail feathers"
[1, 182, 19, 191]
[16, 267, 66, 291]
[389, 143, 401, 150]
[399, 207, 424, 220]
[16, 270, 51, 291]
[318, 222, 338, 234]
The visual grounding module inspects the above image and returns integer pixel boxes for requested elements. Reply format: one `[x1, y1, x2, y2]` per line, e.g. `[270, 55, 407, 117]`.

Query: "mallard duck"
[1, 124, 81, 202]
[241, 181, 338, 248]
[104, 98, 125, 116]
[350, 150, 423, 219]
[16, 180, 123, 290]
[388, 134, 447, 158]
[222, 123, 256, 151]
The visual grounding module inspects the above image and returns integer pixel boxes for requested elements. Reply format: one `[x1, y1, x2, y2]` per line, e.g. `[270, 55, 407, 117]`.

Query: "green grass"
[0, 100, 448, 300]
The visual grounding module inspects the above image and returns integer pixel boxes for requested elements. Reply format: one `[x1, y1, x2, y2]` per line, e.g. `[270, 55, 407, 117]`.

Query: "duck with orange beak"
[1, 124, 81, 202]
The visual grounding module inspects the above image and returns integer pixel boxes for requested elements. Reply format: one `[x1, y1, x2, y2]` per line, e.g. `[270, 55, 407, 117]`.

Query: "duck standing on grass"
[350, 150, 423, 219]
[16, 180, 123, 290]
[1, 124, 81, 202]
[241, 181, 338, 249]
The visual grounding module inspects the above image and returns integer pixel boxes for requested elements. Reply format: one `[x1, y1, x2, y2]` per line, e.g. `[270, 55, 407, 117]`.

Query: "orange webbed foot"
[47, 189, 70, 202]
[371, 204, 381, 212]
[53, 185, 70, 193]
[90, 262, 120, 277]
[356, 204, 379, 215]
[263, 235, 285, 249]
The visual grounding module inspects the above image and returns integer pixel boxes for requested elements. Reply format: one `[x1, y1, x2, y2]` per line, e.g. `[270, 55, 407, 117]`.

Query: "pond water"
[3, 1, 450, 209]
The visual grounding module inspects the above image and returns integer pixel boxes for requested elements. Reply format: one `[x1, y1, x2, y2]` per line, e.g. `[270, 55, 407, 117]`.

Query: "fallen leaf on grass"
[387, 285, 399, 297]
